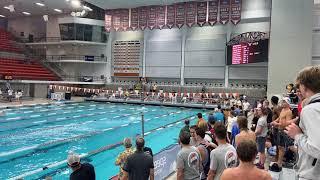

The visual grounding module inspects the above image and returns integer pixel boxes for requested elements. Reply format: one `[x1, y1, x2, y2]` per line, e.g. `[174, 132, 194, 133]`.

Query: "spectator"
[213, 106, 224, 123]
[195, 127, 210, 179]
[263, 100, 273, 124]
[207, 124, 237, 180]
[235, 116, 256, 148]
[271, 98, 295, 171]
[270, 96, 282, 164]
[255, 107, 269, 169]
[115, 138, 134, 179]
[67, 153, 95, 180]
[180, 119, 190, 135]
[122, 137, 154, 180]
[242, 99, 250, 116]
[227, 111, 237, 143]
[220, 140, 272, 180]
[286, 66, 320, 180]
[231, 119, 240, 147]
[234, 106, 241, 116]
[207, 113, 215, 131]
[143, 146, 153, 157]
[189, 125, 198, 146]
[177, 131, 201, 180]
[196, 113, 208, 132]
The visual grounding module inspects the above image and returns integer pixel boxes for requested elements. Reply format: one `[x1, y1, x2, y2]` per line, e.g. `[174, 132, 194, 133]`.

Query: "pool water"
[0, 102, 209, 179]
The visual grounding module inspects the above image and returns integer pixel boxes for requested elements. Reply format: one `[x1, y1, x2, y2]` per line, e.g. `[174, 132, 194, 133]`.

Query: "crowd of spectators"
[65, 65, 320, 180]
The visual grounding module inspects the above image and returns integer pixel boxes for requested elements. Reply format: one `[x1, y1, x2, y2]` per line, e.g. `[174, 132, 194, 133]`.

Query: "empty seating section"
[0, 29, 21, 53]
[0, 58, 60, 81]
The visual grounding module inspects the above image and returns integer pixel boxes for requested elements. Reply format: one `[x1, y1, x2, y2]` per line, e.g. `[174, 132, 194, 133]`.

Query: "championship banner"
[156, 6, 166, 29]
[231, 0, 241, 25]
[185, 2, 197, 27]
[197, 1, 207, 27]
[175, 3, 186, 28]
[105, 10, 112, 32]
[148, 6, 157, 30]
[112, 9, 122, 31]
[139, 7, 148, 30]
[208, 0, 218, 26]
[120, 9, 129, 31]
[219, 0, 230, 24]
[166, 5, 175, 29]
[130, 8, 139, 31]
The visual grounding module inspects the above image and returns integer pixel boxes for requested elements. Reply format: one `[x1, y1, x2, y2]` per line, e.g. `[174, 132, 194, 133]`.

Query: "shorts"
[277, 129, 294, 147]
[257, 136, 267, 153]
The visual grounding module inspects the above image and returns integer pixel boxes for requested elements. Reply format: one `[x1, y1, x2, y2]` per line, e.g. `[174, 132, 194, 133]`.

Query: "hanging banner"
[166, 5, 175, 29]
[208, 0, 218, 26]
[105, 10, 113, 32]
[139, 7, 148, 30]
[231, 0, 241, 25]
[156, 6, 166, 29]
[185, 2, 197, 27]
[130, 8, 139, 31]
[219, 0, 230, 24]
[148, 6, 157, 30]
[121, 9, 129, 31]
[197, 1, 207, 27]
[112, 9, 122, 31]
[175, 3, 186, 28]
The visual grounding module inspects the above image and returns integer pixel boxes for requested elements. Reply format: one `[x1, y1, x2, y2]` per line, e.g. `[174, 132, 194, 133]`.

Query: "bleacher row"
[0, 28, 21, 53]
[0, 58, 60, 81]
[0, 28, 60, 81]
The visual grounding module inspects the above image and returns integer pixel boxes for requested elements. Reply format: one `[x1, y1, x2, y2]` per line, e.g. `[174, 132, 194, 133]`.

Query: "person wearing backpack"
[286, 66, 320, 180]
[195, 127, 211, 179]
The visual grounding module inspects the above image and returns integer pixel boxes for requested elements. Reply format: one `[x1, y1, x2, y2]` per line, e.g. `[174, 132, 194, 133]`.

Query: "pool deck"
[0, 97, 84, 109]
[85, 97, 218, 110]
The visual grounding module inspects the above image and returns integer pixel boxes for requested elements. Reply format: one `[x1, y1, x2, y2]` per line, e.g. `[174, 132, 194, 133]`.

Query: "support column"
[225, 66, 229, 88]
[106, 31, 113, 83]
[267, 0, 313, 97]
[180, 27, 187, 86]
[142, 30, 147, 78]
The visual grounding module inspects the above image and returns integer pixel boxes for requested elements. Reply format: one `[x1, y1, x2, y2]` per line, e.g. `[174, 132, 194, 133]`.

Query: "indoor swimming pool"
[0, 101, 208, 179]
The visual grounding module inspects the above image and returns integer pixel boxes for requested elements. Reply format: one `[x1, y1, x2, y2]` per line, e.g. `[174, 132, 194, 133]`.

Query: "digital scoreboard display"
[227, 39, 269, 65]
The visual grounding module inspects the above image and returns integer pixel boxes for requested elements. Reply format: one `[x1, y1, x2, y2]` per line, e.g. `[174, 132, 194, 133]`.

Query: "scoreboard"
[227, 39, 269, 65]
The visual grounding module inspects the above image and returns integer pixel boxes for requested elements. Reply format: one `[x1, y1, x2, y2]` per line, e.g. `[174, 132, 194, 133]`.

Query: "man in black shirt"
[122, 137, 154, 180]
[67, 153, 95, 180]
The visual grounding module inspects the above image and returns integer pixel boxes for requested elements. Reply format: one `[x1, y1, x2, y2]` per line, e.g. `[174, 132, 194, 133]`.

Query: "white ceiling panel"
[0, 0, 75, 18]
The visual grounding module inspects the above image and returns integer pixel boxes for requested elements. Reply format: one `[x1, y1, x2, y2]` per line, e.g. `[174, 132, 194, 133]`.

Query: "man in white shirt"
[243, 99, 250, 116]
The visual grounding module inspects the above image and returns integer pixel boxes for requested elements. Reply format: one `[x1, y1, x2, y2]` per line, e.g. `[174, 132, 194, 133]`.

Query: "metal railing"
[45, 55, 107, 62]
[19, 37, 107, 43]
[60, 75, 106, 82]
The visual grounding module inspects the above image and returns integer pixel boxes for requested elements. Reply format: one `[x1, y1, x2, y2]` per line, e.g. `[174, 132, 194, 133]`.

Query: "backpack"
[199, 142, 212, 176]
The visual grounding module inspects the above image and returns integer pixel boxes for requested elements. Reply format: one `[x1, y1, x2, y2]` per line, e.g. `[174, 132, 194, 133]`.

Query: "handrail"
[45, 55, 107, 62]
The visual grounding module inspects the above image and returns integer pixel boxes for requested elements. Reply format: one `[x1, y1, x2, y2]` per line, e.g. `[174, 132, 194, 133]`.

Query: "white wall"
[313, 8, 320, 65]
[59, 63, 108, 78]
[268, 0, 313, 97]
[8, 16, 46, 38]
[46, 44, 106, 56]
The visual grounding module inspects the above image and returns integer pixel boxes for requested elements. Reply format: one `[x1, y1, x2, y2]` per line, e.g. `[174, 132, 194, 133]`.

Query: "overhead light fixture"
[0, 15, 5, 18]
[66, 0, 70, 2]
[22, 12, 31, 15]
[4, 5, 15, 12]
[43, 15, 48, 22]
[35, 2, 45, 7]
[71, 0, 81, 8]
[83, 5, 92, 11]
[54, 9, 62, 13]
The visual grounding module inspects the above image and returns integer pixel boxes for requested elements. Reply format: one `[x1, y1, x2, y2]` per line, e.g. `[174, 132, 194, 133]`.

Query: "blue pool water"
[0, 102, 209, 179]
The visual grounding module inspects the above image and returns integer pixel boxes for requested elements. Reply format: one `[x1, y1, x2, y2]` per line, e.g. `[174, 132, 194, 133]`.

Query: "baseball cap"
[67, 153, 80, 167]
